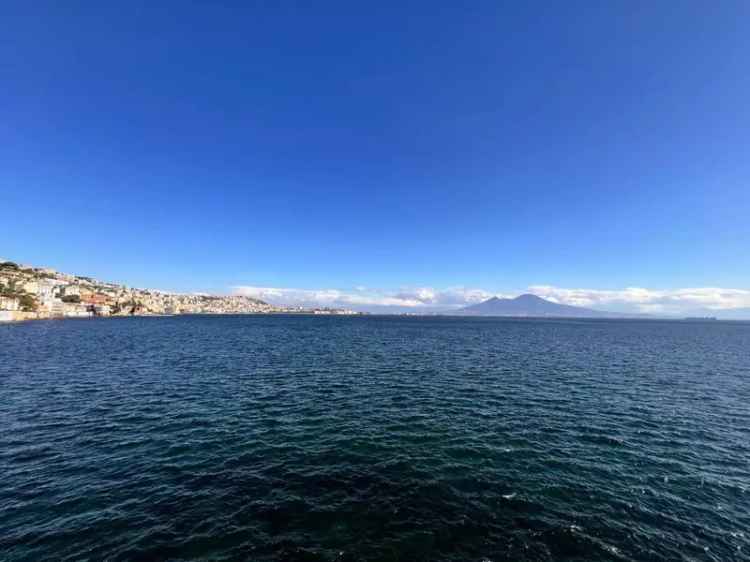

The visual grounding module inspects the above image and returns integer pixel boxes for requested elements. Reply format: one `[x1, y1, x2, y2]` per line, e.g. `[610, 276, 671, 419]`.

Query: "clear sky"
[2, 2, 749, 313]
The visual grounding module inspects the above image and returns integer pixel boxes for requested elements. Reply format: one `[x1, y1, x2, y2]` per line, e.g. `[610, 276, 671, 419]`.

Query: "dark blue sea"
[1, 315, 749, 561]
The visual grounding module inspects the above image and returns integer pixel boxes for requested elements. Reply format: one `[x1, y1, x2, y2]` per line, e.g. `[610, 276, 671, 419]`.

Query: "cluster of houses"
[0, 261, 281, 321]
[0, 260, 359, 322]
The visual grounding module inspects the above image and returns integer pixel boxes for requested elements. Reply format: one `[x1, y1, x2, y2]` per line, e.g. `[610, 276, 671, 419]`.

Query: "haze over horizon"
[3, 3, 748, 316]
[5, 252, 750, 317]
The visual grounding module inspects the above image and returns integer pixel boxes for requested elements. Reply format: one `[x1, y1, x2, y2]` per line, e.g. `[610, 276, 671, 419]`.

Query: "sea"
[1, 315, 749, 561]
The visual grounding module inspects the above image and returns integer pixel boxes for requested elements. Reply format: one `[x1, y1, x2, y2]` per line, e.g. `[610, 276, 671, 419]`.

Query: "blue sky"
[2, 2, 749, 313]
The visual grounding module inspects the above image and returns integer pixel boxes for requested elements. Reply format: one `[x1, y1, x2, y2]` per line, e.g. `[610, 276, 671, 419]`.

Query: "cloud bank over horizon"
[233, 284, 750, 316]
[232, 286, 505, 312]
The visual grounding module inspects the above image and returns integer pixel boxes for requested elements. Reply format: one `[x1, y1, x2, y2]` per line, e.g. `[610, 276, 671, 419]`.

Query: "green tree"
[19, 294, 38, 312]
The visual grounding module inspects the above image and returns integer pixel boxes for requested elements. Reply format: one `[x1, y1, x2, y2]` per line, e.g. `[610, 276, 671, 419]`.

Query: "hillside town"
[0, 260, 359, 322]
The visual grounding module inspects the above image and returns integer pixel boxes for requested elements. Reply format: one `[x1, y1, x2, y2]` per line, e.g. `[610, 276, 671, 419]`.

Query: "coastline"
[0, 260, 360, 321]
[0, 310, 365, 324]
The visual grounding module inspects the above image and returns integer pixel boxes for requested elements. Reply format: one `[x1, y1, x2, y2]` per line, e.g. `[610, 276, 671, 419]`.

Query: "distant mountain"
[458, 294, 620, 318]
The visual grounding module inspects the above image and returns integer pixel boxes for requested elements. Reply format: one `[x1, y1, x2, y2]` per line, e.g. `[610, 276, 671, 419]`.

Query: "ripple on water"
[1, 315, 749, 561]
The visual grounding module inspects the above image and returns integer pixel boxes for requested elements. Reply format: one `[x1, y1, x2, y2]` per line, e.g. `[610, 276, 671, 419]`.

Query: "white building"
[61, 285, 80, 297]
[93, 304, 111, 316]
[0, 296, 20, 311]
[22, 281, 39, 294]
[50, 300, 66, 316]
[63, 303, 92, 317]
[35, 280, 61, 313]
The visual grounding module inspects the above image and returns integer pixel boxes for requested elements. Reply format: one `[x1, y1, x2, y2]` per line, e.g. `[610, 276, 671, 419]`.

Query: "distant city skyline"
[3, 3, 748, 315]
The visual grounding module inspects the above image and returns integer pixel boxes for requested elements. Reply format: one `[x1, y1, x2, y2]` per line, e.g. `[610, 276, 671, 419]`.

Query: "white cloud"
[232, 283, 750, 315]
[233, 286, 425, 308]
[233, 285, 505, 311]
[527, 285, 750, 313]
[392, 286, 502, 305]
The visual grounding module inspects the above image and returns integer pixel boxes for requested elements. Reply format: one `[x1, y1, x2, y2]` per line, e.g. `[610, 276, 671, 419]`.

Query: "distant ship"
[683, 316, 718, 321]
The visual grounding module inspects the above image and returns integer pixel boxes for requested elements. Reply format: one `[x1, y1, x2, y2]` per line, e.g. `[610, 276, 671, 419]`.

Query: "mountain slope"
[458, 294, 613, 317]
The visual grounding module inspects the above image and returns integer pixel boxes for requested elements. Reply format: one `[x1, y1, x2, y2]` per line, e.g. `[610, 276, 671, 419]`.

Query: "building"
[63, 303, 92, 317]
[61, 285, 80, 297]
[0, 296, 20, 311]
[50, 300, 66, 317]
[81, 293, 108, 306]
[92, 304, 111, 316]
[22, 281, 39, 294]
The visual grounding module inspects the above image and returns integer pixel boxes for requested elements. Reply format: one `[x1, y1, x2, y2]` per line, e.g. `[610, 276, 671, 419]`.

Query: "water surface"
[1, 316, 749, 561]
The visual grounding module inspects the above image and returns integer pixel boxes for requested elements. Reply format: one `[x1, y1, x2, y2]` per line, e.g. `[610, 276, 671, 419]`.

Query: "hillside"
[458, 294, 615, 318]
